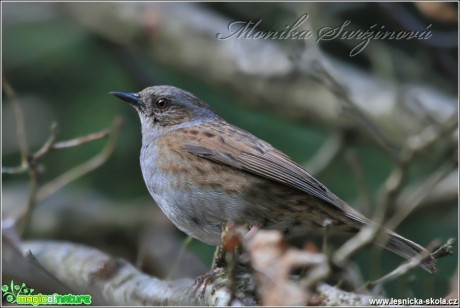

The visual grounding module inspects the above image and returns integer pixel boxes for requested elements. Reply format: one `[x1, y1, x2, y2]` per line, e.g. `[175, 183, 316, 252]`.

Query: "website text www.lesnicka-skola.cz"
[369, 297, 458, 306]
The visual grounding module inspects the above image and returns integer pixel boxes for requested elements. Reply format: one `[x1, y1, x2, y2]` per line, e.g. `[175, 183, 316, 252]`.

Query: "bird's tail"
[380, 230, 437, 273]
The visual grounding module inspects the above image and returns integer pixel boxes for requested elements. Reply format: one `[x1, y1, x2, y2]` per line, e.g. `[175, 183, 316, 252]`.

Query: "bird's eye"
[156, 98, 170, 110]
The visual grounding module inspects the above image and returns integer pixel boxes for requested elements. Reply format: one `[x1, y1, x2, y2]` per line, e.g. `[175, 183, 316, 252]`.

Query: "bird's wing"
[182, 123, 368, 224]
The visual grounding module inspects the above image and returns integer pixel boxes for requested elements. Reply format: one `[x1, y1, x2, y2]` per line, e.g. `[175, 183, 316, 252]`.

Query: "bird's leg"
[194, 247, 224, 297]
[194, 222, 258, 298]
[193, 224, 229, 297]
[215, 222, 260, 268]
[193, 266, 224, 297]
[211, 242, 227, 268]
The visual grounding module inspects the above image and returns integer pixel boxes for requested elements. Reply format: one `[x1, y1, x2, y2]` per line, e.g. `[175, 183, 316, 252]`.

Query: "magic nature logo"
[2, 280, 92, 306]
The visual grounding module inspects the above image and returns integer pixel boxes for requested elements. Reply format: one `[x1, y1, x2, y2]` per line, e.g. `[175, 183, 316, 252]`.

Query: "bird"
[110, 85, 436, 273]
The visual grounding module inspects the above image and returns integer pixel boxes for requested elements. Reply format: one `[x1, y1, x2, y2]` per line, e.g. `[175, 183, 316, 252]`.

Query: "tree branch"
[35, 117, 123, 202]
[3, 80, 124, 237]
[62, 2, 457, 151]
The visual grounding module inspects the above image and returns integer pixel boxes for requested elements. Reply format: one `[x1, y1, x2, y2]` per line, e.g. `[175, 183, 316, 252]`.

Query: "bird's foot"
[193, 267, 224, 297]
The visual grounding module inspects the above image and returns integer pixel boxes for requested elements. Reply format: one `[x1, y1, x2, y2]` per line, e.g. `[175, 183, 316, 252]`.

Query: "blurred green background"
[3, 2, 458, 300]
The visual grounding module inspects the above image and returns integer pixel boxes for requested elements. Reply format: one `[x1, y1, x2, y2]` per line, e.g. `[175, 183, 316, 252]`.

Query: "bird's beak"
[109, 91, 141, 106]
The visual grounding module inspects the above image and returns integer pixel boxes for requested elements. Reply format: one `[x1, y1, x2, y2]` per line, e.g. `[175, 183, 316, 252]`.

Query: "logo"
[2, 280, 92, 306]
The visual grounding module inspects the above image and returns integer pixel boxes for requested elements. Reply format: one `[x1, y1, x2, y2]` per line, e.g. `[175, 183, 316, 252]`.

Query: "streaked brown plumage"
[110, 85, 436, 273]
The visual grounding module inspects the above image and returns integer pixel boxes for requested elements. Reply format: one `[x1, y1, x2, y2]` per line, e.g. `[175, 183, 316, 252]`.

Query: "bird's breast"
[139, 133, 252, 244]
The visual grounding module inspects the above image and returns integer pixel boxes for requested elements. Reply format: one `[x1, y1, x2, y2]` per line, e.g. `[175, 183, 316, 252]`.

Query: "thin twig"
[4, 78, 123, 237]
[21, 165, 40, 237]
[367, 250, 430, 290]
[304, 132, 345, 176]
[310, 61, 401, 162]
[332, 221, 381, 269]
[366, 238, 455, 290]
[32, 122, 60, 160]
[376, 116, 457, 227]
[53, 129, 111, 150]
[3, 78, 29, 166]
[36, 117, 123, 202]
[3, 124, 112, 174]
[408, 115, 458, 155]
[17, 116, 121, 237]
[32, 125, 111, 160]
[2, 165, 28, 174]
[374, 159, 411, 222]
[3, 79, 40, 237]
[334, 114, 456, 271]
[386, 160, 456, 231]
[344, 149, 373, 216]
[333, 161, 410, 268]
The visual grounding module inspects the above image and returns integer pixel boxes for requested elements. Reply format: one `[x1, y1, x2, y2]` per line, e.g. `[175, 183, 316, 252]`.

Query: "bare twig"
[403, 168, 458, 212]
[333, 160, 410, 269]
[18, 117, 122, 237]
[303, 132, 345, 176]
[53, 129, 111, 150]
[345, 149, 373, 216]
[334, 118, 456, 273]
[333, 221, 381, 269]
[407, 115, 458, 155]
[4, 123, 112, 175]
[366, 238, 455, 290]
[375, 160, 411, 221]
[333, 131, 454, 271]
[32, 123, 60, 160]
[36, 117, 123, 202]
[22, 166, 40, 237]
[32, 124, 111, 161]
[2, 79, 41, 237]
[310, 62, 401, 162]
[3, 78, 29, 166]
[2, 165, 29, 174]
[386, 160, 455, 231]
[334, 103, 456, 269]
[3, 79, 123, 236]
[367, 251, 430, 290]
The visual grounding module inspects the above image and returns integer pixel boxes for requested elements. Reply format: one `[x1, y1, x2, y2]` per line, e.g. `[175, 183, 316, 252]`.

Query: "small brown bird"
[110, 85, 436, 273]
